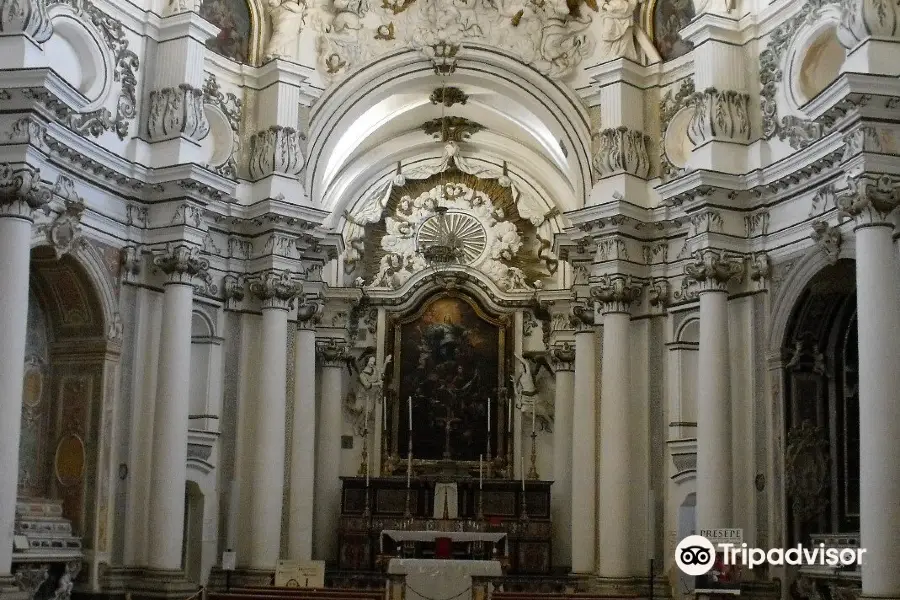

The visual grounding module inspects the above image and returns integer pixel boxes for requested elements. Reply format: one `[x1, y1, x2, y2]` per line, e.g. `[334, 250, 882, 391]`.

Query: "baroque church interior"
[0, 1, 895, 600]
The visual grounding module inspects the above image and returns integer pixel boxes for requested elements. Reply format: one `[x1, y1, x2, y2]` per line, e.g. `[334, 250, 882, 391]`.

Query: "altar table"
[387, 559, 502, 600]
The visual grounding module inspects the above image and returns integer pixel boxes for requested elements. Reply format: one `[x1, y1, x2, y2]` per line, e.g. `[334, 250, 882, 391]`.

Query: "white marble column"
[571, 306, 597, 573]
[550, 343, 576, 569]
[147, 244, 208, 570]
[313, 341, 348, 562]
[0, 167, 48, 580]
[246, 271, 302, 569]
[592, 276, 642, 577]
[837, 176, 900, 599]
[289, 302, 320, 560]
[685, 249, 744, 531]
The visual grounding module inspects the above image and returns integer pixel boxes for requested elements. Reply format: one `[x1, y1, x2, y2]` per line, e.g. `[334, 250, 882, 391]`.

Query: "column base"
[588, 575, 672, 598]
[0, 576, 27, 600]
[207, 567, 274, 590]
[129, 569, 197, 600]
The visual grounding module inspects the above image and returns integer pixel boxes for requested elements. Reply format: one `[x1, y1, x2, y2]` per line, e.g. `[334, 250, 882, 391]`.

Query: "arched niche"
[20, 245, 118, 571]
[198, 0, 264, 65]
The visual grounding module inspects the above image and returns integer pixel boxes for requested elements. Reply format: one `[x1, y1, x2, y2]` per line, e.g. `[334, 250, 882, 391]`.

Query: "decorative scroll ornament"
[430, 86, 468, 107]
[248, 270, 304, 310]
[296, 298, 323, 329]
[592, 126, 652, 178]
[549, 342, 576, 372]
[152, 243, 210, 285]
[784, 420, 830, 523]
[40, 176, 86, 258]
[316, 339, 349, 367]
[810, 221, 842, 264]
[202, 73, 242, 180]
[248, 126, 304, 180]
[147, 84, 210, 142]
[570, 303, 595, 330]
[659, 78, 696, 180]
[314, 0, 595, 83]
[421, 116, 484, 142]
[687, 88, 751, 145]
[683, 248, 745, 292]
[0, 0, 53, 42]
[590, 274, 642, 314]
[835, 173, 900, 225]
[647, 278, 670, 307]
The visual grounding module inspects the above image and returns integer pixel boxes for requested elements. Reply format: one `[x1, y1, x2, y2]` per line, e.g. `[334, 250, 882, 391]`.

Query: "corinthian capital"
[152, 243, 210, 285]
[835, 174, 900, 227]
[570, 304, 596, 331]
[248, 126, 304, 180]
[249, 270, 304, 310]
[592, 126, 652, 179]
[147, 84, 210, 142]
[687, 88, 752, 145]
[684, 248, 744, 293]
[590, 274, 643, 314]
[549, 342, 576, 372]
[0, 0, 53, 43]
[0, 163, 50, 218]
[316, 339, 348, 367]
[296, 298, 323, 330]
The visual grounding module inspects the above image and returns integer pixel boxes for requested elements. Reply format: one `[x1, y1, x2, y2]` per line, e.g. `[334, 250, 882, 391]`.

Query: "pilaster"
[570, 304, 597, 573]
[550, 341, 576, 570]
[839, 0, 900, 75]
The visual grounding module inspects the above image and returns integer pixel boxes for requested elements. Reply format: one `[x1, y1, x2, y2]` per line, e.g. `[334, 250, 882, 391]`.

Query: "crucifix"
[435, 399, 462, 460]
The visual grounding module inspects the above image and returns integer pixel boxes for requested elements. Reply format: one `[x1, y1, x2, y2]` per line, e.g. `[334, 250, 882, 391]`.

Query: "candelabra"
[527, 430, 539, 479]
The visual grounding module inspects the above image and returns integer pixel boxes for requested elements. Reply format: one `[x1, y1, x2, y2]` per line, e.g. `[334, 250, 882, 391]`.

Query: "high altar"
[337, 291, 554, 575]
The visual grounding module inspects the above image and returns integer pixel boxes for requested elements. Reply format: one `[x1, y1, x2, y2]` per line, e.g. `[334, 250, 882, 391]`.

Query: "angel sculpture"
[345, 352, 392, 434]
[512, 352, 555, 431]
[264, 0, 306, 60]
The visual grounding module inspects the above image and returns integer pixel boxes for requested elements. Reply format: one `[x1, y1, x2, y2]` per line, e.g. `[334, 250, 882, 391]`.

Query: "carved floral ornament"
[835, 173, 900, 225]
[589, 274, 643, 314]
[248, 269, 304, 310]
[152, 243, 210, 285]
[785, 419, 830, 523]
[683, 248, 745, 293]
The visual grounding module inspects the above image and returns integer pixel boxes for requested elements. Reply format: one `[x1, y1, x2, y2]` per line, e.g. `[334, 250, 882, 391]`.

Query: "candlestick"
[383, 396, 387, 432]
[531, 401, 536, 433]
[520, 451, 525, 491]
[528, 430, 539, 479]
[487, 397, 491, 433]
[408, 396, 412, 431]
[479, 454, 483, 489]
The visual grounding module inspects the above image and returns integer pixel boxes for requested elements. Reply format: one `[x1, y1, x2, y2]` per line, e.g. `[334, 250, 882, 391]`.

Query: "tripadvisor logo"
[674, 534, 867, 575]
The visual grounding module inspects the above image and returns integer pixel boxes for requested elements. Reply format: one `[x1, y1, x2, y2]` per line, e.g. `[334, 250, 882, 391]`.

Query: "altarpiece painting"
[386, 292, 511, 467]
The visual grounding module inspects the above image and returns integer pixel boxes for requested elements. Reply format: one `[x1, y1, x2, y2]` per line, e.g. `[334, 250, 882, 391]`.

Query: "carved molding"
[147, 84, 210, 142]
[152, 243, 210, 285]
[593, 126, 652, 179]
[0, 0, 53, 42]
[687, 87, 751, 145]
[683, 248, 745, 293]
[785, 420, 830, 523]
[0, 163, 51, 217]
[590, 274, 643, 314]
[248, 269, 303, 311]
[810, 221, 842, 264]
[248, 126, 304, 180]
[835, 173, 900, 226]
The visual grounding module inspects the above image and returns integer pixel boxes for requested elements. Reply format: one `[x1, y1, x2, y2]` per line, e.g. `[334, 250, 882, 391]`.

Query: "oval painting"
[55, 434, 86, 487]
[22, 365, 43, 408]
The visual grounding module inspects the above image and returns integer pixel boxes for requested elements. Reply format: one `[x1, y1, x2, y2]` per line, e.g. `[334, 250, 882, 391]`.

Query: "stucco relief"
[313, 0, 596, 82]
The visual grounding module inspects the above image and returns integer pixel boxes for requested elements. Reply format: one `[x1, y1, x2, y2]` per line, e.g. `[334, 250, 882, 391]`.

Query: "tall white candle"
[408, 396, 412, 431]
[383, 396, 387, 432]
[531, 401, 536, 433]
[479, 454, 483, 489]
[487, 397, 491, 433]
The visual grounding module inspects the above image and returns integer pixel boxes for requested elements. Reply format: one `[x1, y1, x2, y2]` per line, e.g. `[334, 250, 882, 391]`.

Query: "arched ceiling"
[306, 47, 593, 228]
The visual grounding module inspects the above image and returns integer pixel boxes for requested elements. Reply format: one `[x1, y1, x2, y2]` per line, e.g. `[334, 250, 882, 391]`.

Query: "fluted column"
[313, 341, 348, 562]
[147, 244, 209, 570]
[684, 249, 744, 532]
[246, 271, 303, 569]
[571, 306, 597, 573]
[288, 302, 321, 560]
[550, 343, 576, 569]
[592, 275, 642, 578]
[0, 166, 49, 579]
[837, 175, 900, 599]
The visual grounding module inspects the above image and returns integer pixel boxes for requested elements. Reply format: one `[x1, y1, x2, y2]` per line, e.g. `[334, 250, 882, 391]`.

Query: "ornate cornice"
[147, 84, 209, 142]
[316, 339, 349, 368]
[0, 0, 52, 42]
[592, 126, 652, 179]
[810, 221, 842, 264]
[248, 269, 303, 311]
[683, 248, 745, 293]
[248, 126, 304, 180]
[152, 243, 210, 285]
[0, 163, 50, 219]
[687, 87, 751, 145]
[589, 274, 643, 315]
[835, 173, 900, 227]
[549, 342, 576, 372]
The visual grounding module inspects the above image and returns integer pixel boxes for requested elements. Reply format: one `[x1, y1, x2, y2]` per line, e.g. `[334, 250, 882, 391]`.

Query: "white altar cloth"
[388, 559, 502, 600]
[382, 530, 507, 544]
